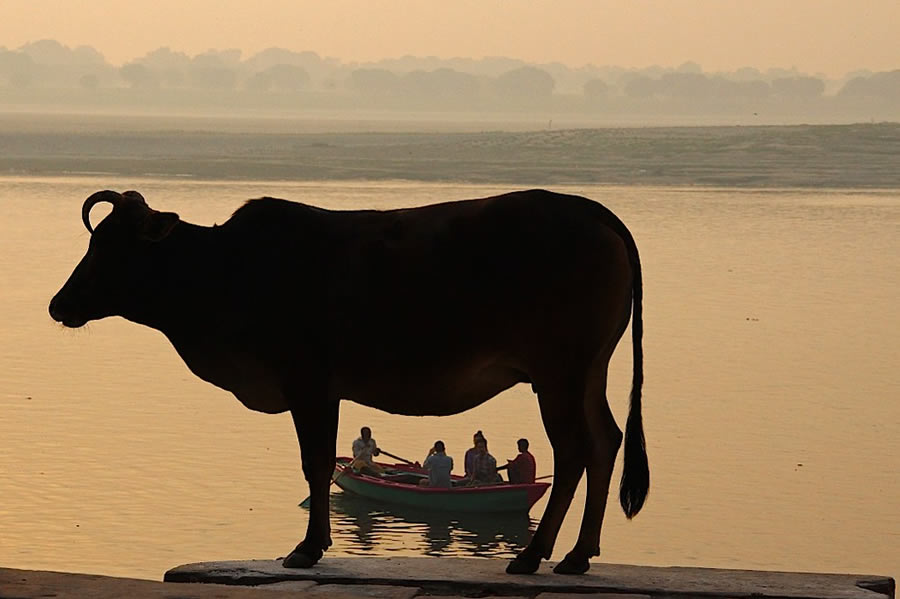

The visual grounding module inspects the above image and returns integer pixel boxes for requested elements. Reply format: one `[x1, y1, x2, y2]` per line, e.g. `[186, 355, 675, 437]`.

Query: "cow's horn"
[81, 190, 125, 234]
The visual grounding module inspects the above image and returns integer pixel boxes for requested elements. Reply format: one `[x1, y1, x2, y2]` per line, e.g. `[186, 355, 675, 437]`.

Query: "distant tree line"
[1, 39, 898, 117]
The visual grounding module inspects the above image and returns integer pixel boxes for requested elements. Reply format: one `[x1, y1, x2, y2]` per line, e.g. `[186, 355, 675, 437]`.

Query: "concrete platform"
[165, 557, 894, 599]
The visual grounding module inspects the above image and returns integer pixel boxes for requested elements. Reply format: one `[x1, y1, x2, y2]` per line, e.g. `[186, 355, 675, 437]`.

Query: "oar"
[378, 450, 418, 466]
[298, 462, 350, 508]
[535, 474, 554, 481]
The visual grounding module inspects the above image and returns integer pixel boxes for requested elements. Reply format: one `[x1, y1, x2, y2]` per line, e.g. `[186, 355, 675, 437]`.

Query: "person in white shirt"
[420, 440, 454, 488]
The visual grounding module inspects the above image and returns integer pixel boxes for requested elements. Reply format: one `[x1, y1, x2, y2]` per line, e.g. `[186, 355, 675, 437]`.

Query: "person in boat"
[419, 440, 454, 488]
[350, 426, 384, 475]
[463, 430, 486, 479]
[501, 438, 537, 484]
[468, 437, 502, 485]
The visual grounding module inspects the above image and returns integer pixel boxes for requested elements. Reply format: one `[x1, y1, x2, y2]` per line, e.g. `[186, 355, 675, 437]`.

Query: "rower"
[501, 438, 537, 484]
[351, 426, 385, 475]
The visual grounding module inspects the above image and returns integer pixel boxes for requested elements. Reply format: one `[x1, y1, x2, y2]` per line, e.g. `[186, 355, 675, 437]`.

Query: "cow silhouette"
[50, 188, 648, 574]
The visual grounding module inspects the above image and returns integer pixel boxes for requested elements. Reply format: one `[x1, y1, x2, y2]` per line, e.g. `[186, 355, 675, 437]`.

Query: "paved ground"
[1, 559, 893, 599]
[0, 568, 346, 599]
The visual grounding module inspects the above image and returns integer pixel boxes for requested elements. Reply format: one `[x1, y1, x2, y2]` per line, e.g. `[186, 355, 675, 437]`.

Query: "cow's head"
[49, 190, 180, 328]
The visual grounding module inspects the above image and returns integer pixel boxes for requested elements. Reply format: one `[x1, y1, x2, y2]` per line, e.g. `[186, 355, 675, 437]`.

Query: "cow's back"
[327, 189, 632, 328]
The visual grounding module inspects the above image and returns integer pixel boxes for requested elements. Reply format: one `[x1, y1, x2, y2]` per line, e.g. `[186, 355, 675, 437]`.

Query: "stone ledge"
[164, 557, 894, 599]
[0, 568, 357, 599]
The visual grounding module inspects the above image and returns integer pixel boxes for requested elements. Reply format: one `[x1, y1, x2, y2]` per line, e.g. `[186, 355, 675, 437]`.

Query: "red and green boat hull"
[332, 457, 549, 514]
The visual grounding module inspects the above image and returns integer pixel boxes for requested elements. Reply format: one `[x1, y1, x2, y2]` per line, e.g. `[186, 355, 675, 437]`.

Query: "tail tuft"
[620, 408, 649, 518]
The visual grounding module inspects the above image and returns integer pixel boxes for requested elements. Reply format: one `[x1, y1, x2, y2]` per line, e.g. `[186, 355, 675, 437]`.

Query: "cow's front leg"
[283, 397, 339, 568]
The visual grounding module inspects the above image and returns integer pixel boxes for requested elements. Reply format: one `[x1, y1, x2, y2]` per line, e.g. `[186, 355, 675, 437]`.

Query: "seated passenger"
[419, 440, 454, 488]
[468, 438, 501, 485]
[464, 430, 486, 479]
[505, 438, 536, 484]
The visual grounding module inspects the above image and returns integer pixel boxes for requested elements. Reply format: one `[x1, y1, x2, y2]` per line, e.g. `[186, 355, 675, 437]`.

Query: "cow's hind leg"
[507, 379, 586, 574]
[283, 397, 339, 568]
[554, 359, 622, 575]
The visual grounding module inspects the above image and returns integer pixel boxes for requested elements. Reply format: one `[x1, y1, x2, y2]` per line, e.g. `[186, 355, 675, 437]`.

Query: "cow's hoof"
[506, 554, 541, 574]
[553, 554, 590, 575]
[282, 545, 323, 569]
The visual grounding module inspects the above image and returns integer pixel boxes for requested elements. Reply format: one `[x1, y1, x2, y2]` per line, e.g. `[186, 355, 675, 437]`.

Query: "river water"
[0, 176, 897, 581]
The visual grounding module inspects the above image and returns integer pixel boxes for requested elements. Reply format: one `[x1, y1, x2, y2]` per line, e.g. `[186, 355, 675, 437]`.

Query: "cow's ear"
[141, 211, 179, 241]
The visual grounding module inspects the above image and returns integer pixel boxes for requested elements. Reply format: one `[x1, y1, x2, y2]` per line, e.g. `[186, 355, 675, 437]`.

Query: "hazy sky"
[2, 0, 898, 77]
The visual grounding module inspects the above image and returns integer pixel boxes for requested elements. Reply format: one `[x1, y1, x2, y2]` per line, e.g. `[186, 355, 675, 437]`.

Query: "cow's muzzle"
[48, 295, 87, 328]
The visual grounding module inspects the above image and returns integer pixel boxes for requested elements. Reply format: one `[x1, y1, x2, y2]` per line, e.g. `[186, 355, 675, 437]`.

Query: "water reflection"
[329, 491, 536, 558]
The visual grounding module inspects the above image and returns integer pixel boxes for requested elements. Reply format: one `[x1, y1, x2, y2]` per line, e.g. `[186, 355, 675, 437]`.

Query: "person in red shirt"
[505, 438, 536, 484]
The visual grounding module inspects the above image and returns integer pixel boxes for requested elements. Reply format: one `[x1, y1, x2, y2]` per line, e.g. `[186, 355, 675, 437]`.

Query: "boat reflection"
[329, 491, 537, 558]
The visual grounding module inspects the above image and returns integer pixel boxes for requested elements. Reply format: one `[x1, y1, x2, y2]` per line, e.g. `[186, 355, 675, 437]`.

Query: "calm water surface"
[0, 177, 897, 581]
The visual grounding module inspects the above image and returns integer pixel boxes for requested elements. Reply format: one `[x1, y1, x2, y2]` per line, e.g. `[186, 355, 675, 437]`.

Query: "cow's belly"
[231, 382, 290, 414]
[339, 364, 527, 416]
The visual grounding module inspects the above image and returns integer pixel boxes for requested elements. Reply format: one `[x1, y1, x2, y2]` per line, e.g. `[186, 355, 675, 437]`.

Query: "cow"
[49, 188, 648, 575]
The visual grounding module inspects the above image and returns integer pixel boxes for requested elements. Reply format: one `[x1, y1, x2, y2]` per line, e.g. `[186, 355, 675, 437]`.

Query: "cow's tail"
[618, 225, 649, 519]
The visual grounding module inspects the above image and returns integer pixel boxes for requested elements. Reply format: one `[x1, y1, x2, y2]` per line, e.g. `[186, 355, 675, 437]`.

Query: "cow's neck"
[125, 221, 223, 337]
[125, 221, 291, 411]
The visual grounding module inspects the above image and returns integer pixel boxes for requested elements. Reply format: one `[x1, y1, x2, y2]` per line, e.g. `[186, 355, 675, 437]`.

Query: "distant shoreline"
[2, 114, 898, 189]
[3, 109, 899, 133]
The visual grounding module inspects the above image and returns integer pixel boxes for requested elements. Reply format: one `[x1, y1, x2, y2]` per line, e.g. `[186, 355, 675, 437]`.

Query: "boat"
[331, 456, 550, 513]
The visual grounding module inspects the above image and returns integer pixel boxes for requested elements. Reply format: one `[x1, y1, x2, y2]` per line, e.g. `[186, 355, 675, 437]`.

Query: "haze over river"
[0, 122, 897, 581]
